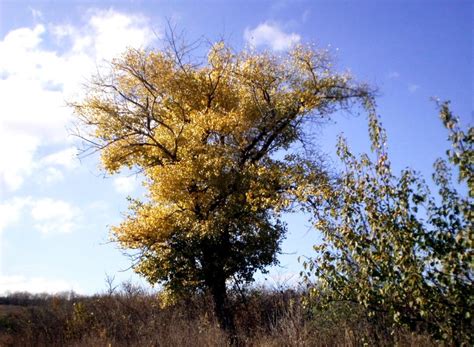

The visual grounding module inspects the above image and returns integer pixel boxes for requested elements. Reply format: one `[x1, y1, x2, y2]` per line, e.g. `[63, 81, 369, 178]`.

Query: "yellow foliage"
[73, 41, 370, 302]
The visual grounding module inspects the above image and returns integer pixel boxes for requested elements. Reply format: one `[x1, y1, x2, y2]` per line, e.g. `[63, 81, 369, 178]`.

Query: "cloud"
[113, 176, 139, 194]
[0, 9, 158, 192]
[0, 197, 32, 272]
[244, 22, 300, 51]
[50, 8, 156, 62]
[0, 197, 31, 233]
[0, 196, 79, 273]
[0, 196, 80, 235]
[30, 198, 81, 234]
[408, 84, 420, 93]
[87, 9, 155, 61]
[43, 167, 65, 184]
[41, 147, 79, 170]
[0, 275, 81, 294]
[0, 134, 39, 192]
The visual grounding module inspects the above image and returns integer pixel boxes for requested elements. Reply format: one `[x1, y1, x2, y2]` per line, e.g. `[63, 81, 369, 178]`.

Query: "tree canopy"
[73, 40, 370, 330]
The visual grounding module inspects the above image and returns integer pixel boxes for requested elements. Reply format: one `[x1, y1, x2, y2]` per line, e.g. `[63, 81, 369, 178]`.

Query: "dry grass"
[0, 283, 437, 346]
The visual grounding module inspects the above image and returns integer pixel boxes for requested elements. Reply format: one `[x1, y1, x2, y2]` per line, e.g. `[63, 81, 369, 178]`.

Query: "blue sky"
[0, 0, 471, 294]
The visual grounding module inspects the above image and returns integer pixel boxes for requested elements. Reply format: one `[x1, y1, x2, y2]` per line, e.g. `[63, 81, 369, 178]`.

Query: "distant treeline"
[0, 291, 78, 307]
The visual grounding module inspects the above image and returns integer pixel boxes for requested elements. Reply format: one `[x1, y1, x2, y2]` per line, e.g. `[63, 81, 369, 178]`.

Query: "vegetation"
[72, 38, 370, 334]
[66, 34, 473, 345]
[3, 100, 470, 346]
[0, 283, 437, 346]
[305, 101, 473, 344]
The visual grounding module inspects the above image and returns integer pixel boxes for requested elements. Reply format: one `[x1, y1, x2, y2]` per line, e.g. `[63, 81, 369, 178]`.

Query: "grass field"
[0, 283, 437, 346]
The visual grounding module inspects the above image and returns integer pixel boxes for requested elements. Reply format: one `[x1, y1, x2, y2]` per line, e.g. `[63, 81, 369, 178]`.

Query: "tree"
[73, 39, 370, 333]
[305, 101, 473, 343]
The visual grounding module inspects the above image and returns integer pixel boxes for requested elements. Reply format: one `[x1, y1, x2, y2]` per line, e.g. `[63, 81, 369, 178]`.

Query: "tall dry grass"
[0, 282, 436, 346]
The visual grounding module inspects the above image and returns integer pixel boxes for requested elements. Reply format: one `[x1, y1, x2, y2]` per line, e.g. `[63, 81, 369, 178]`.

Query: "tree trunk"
[209, 275, 237, 341]
[202, 230, 239, 344]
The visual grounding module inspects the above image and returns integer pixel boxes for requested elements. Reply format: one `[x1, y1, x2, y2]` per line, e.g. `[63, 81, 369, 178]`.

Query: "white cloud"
[1, 24, 45, 50]
[0, 197, 80, 235]
[88, 9, 155, 61]
[0, 275, 81, 294]
[113, 176, 139, 194]
[0, 197, 31, 233]
[0, 197, 32, 272]
[30, 198, 80, 234]
[0, 133, 39, 192]
[41, 147, 79, 170]
[43, 167, 65, 184]
[0, 9, 158, 192]
[244, 22, 300, 51]
[50, 24, 75, 42]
